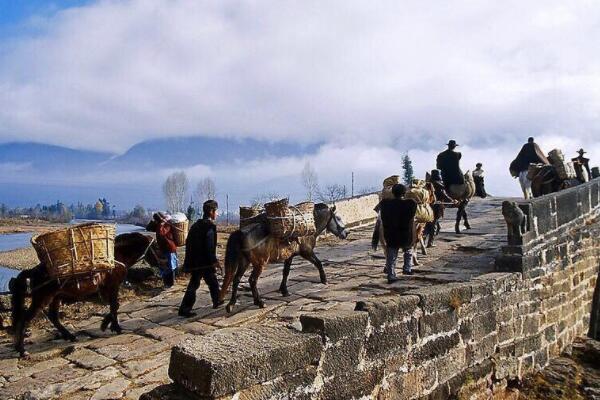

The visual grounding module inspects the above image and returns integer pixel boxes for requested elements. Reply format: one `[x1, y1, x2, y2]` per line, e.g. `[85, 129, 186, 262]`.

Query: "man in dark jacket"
[572, 149, 591, 182]
[436, 140, 465, 187]
[379, 184, 418, 282]
[178, 200, 223, 317]
[509, 137, 550, 176]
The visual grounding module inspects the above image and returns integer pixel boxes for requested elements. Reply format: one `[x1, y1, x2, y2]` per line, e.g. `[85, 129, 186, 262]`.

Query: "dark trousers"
[179, 268, 220, 313]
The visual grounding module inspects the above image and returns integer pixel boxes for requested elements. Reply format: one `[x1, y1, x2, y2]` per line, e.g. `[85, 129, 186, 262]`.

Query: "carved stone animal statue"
[502, 201, 527, 244]
[10, 233, 162, 357]
[219, 204, 348, 313]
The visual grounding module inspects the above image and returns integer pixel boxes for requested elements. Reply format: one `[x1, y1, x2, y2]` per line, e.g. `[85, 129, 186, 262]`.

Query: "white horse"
[518, 170, 533, 199]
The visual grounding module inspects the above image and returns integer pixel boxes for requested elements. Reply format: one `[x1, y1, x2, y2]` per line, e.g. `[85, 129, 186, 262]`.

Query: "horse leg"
[462, 207, 471, 229]
[249, 263, 265, 308]
[279, 256, 294, 297]
[47, 298, 77, 342]
[100, 286, 122, 334]
[14, 295, 48, 357]
[304, 251, 327, 284]
[226, 261, 249, 313]
[412, 244, 420, 266]
[455, 204, 465, 234]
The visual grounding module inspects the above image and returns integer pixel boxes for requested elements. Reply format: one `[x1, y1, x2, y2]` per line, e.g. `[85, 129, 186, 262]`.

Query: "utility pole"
[351, 172, 354, 197]
[226, 194, 229, 226]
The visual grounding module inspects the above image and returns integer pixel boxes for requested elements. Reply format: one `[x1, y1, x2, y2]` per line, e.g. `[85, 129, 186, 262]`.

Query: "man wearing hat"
[436, 140, 465, 188]
[473, 163, 487, 198]
[572, 149, 591, 183]
[179, 199, 223, 317]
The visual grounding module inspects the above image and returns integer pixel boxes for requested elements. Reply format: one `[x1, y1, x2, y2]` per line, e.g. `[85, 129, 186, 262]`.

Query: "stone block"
[355, 295, 420, 328]
[419, 309, 458, 338]
[300, 310, 368, 343]
[472, 312, 497, 339]
[556, 188, 580, 226]
[412, 332, 460, 363]
[168, 325, 322, 398]
[406, 283, 472, 314]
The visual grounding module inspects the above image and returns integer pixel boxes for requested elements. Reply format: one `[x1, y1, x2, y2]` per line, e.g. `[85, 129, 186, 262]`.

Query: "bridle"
[326, 208, 346, 238]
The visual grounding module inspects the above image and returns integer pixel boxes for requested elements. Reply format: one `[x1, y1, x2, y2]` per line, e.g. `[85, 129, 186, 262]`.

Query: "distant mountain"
[107, 136, 319, 168]
[0, 142, 112, 171]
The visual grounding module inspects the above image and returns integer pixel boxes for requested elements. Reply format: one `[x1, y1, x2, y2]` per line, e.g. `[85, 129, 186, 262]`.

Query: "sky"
[0, 1, 599, 210]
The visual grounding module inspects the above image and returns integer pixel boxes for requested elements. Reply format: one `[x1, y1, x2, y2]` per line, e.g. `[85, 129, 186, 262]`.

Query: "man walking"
[178, 200, 223, 317]
[379, 184, 417, 282]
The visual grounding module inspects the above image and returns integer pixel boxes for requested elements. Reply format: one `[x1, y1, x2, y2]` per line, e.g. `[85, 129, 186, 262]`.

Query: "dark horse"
[10, 232, 161, 357]
[219, 203, 348, 313]
[447, 171, 476, 234]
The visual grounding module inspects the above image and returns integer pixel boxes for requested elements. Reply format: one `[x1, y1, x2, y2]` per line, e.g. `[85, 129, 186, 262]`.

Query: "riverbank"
[0, 218, 68, 235]
[0, 248, 39, 270]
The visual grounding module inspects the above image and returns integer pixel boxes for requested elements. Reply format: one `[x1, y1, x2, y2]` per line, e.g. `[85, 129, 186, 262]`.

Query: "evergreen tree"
[402, 153, 415, 185]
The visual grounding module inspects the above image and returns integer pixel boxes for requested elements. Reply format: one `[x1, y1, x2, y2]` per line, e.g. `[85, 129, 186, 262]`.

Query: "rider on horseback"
[510, 137, 550, 198]
[436, 140, 465, 188]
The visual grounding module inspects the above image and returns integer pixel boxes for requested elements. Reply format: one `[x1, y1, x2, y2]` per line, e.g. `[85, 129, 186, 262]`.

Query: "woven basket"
[240, 206, 265, 228]
[265, 199, 316, 238]
[548, 149, 564, 165]
[32, 223, 116, 279]
[554, 161, 577, 180]
[383, 175, 400, 188]
[170, 220, 189, 247]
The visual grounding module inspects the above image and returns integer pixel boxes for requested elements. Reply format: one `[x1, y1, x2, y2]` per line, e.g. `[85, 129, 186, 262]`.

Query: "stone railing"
[151, 180, 600, 400]
[329, 193, 379, 229]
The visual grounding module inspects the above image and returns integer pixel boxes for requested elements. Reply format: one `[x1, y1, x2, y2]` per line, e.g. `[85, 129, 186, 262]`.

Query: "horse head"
[320, 204, 349, 239]
[115, 232, 163, 269]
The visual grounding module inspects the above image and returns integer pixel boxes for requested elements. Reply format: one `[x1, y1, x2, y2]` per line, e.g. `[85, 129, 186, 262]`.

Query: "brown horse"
[10, 232, 162, 357]
[447, 171, 476, 233]
[219, 204, 348, 313]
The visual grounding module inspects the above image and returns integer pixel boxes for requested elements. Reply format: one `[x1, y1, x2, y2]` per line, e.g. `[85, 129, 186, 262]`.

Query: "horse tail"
[219, 230, 244, 301]
[9, 271, 28, 333]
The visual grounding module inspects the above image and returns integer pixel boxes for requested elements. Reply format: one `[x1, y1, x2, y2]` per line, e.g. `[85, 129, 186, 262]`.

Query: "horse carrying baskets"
[239, 206, 265, 229]
[31, 223, 116, 279]
[265, 199, 316, 239]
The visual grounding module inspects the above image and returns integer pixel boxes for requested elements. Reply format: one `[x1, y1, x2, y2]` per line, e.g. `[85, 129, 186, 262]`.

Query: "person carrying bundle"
[379, 184, 417, 281]
[178, 200, 223, 317]
[152, 212, 178, 288]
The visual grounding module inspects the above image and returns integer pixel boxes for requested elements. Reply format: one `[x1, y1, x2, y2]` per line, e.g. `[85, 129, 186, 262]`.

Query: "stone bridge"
[1, 180, 599, 400]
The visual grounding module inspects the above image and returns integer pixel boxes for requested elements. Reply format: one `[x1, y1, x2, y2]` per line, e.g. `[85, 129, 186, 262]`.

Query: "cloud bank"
[1, 0, 599, 153]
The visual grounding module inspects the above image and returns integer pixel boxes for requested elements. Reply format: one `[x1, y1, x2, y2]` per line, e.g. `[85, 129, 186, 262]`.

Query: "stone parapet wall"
[160, 180, 600, 400]
[330, 193, 379, 228]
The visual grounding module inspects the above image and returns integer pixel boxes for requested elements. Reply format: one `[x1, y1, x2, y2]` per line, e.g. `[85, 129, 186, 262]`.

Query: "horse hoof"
[226, 304, 234, 313]
[320, 278, 327, 285]
[280, 290, 290, 297]
[19, 350, 30, 359]
[255, 300, 265, 308]
[111, 326, 123, 334]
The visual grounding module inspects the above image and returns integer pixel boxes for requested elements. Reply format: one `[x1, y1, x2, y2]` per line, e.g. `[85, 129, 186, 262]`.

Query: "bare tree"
[163, 171, 189, 213]
[251, 192, 281, 208]
[301, 161, 319, 201]
[318, 184, 347, 203]
[195, 177, 217, 203]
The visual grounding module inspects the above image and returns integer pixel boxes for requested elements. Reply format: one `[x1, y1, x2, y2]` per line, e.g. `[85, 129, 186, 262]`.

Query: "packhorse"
[10, 232, 162, 357]
[219, 203, 349, 313]
[446, 171, 476, 234]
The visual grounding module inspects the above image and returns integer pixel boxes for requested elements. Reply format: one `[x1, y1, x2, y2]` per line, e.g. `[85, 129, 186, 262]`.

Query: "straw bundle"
[31, 223, 116, 279]
[265, 199, 316, 238]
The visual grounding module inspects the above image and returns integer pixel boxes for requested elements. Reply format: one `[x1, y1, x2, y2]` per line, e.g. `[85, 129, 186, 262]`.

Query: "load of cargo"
[380, 175, 400, 200]
[265, 199, 316, 239]
[168, 212, 189, 247]
[239, 206, 266, 229]
[406, 179, 434, 223]
[31, 222, 116, 279]
[547, 149, 577, 180]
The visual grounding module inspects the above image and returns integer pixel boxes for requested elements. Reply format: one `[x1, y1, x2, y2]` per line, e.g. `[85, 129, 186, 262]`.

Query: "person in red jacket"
[153, 212, 178, 288]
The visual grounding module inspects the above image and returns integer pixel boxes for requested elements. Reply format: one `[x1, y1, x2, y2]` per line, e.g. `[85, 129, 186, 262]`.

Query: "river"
[0, 222, 146, 292]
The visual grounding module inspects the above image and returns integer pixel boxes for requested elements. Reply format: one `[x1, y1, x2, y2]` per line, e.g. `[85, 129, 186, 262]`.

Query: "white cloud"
[0, 0, 599, 154]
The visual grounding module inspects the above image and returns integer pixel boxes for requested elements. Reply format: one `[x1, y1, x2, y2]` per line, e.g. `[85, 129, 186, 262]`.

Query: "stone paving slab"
[0, 197, 508, 400]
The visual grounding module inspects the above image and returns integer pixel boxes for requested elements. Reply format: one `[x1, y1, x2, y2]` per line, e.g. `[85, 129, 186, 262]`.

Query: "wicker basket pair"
[170, 220, 189, 247]
[239, 206, 266, 229]
[31, 223, 116, 279]
[265, 199, 316, 239]
[548, 149, 577, 180]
